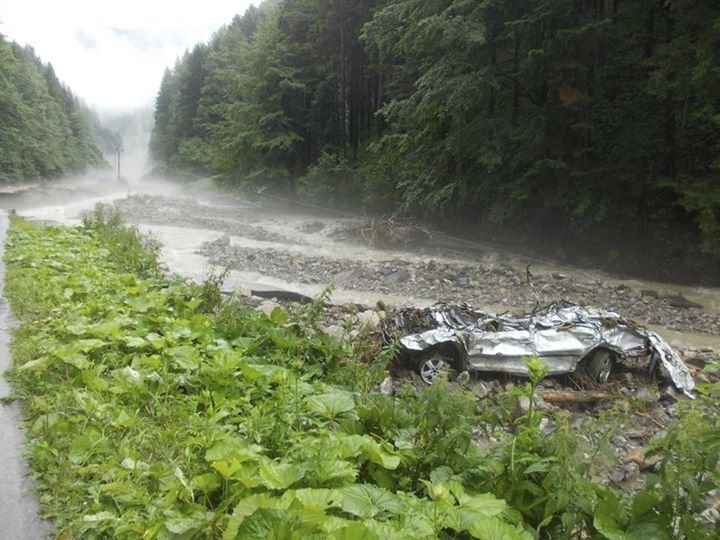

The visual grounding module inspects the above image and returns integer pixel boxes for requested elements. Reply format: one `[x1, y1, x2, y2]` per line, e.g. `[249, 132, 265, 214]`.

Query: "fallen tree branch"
[537, 389, 617, 403]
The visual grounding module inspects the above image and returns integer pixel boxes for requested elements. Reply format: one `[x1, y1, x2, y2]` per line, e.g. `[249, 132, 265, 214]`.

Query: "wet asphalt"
[0, 213, 52, 537]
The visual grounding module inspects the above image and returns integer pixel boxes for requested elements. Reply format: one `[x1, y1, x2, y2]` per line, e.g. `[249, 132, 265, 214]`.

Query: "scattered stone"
[699, 506, 720, 526]
[610, 463, 640, 483]
[611, 435, 629, 450]
[568, 413, 586, 430]
[534, 395, 555, 412]
[382, 268, 411, 285]
[699, 490, 720, 526]
[258, 300, 280, 317]
[240, 295, 263, 308]
[197, 240, 720, 338]
[299, 221, 325, 234]
[475, 382, 491, 399]
[634, 387, 660, 403]
[624, 447, 663, 470]
[379, 377, 394, 395]
[334, 268, 364, 286]
[455, 371, 470, 385]
[340, 303, 358, 314]
[357, 310, 380, 328]
[518, 396, 531, 414]
[660, 386, 683, 402]
[323, 325, 347, 339]
[665, 293, 703, 310]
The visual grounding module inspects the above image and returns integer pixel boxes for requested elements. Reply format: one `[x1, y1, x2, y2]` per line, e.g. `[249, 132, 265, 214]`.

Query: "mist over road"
[5, 176, 720, 356]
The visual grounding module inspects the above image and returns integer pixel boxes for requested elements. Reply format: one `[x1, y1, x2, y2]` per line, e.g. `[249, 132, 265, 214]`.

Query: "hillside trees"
[211, 10, 304, 185]
[0, 36, 106, 183]
[150, 0, 381, 190]
[365, 0, 720, 256]
[150, 0, 720, 273]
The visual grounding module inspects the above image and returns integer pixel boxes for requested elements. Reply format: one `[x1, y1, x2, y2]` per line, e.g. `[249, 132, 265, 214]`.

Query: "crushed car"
[380, 302, 695, 397]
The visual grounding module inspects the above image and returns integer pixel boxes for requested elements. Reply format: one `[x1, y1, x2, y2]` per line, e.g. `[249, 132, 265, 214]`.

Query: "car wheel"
[584, 349, 615, 384]
[417, 350, 457, 385]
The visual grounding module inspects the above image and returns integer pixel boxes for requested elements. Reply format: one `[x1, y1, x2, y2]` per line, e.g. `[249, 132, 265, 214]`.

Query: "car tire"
[584, 349, 615, 384]
[416, 349, 458, 385]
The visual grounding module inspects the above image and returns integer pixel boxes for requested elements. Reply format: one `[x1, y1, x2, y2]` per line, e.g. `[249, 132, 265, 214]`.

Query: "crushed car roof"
[381, 302, 695, 397]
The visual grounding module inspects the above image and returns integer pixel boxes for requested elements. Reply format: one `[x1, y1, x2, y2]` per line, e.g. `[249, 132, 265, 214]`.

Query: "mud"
[13, 184, 720, 350]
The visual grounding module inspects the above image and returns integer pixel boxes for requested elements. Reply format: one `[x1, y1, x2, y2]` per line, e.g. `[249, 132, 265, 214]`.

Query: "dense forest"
[0, 33, 110, 183]
[150, 0, 720, 281]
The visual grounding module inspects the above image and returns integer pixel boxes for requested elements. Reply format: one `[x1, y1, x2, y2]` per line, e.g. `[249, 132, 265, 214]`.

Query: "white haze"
[100, 108, 155, 182]
[0, 0, 255, 112]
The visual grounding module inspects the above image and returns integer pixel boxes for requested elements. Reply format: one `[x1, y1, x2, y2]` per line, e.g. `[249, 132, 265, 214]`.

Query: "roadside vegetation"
[4, 212, 719, 538]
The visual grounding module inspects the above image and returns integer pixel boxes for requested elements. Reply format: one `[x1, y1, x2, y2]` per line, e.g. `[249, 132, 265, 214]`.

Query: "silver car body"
[382, 303, 695, 397]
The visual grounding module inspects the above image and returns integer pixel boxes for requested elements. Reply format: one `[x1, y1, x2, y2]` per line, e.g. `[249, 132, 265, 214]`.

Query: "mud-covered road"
[10, 178, 720, 356]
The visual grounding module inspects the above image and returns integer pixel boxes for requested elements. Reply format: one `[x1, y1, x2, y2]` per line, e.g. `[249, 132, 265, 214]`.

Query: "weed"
[81, 204, 161, 276]
[198, 267, 230, 314]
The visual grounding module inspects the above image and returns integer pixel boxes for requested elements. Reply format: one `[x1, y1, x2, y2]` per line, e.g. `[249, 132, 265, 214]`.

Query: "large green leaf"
[169, 345, 200, 370]
[338, 484, 404, 519]
[468, 517, 534, 540]
[68, 428, 106, 464]
[306, 392, 357, 420]
[258, 461, 304, 490]
[222, 494, 277, 540]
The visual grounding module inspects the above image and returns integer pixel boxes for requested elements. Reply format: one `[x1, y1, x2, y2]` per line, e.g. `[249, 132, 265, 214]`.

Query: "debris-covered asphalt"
[111, 193, 720, 342]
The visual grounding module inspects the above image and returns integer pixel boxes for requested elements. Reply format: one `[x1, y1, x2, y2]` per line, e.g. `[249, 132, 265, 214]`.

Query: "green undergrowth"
[3, 211, 719, 539]
[3, 212, 528, 539]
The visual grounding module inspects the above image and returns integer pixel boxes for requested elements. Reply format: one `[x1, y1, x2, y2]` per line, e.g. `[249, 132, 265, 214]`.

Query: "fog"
[100, 108, 155, 183]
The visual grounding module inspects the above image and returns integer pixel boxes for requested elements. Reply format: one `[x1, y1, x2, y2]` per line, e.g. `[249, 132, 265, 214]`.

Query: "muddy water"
[8, 178, 720, 353]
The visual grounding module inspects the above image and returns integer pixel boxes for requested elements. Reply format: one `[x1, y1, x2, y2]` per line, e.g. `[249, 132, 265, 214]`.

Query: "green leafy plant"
[594, 361, 720, 539]
[81, 204, 161, 276]
[4, 216, 530, 539]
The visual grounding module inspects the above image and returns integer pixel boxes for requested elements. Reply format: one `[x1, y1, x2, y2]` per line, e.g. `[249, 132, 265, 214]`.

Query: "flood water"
[5, 176, 720, 353]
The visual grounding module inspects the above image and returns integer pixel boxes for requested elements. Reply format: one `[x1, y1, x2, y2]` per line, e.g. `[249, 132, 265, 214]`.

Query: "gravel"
[200, 238, 720, 337]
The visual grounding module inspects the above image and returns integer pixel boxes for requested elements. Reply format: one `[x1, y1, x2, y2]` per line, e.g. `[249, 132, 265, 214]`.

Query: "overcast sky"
[0, 0, 255, 113]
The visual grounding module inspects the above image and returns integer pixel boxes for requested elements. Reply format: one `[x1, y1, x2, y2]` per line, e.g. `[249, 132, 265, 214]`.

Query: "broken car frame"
[381, 302, 695, 397]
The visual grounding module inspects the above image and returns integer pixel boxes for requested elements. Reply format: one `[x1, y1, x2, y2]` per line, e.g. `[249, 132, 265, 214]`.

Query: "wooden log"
[624, 447, 663, 470]
[537, 389, 616, 403]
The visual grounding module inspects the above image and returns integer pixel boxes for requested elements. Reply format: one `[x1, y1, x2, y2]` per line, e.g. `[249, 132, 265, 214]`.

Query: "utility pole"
[116, 147, 123, 181]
